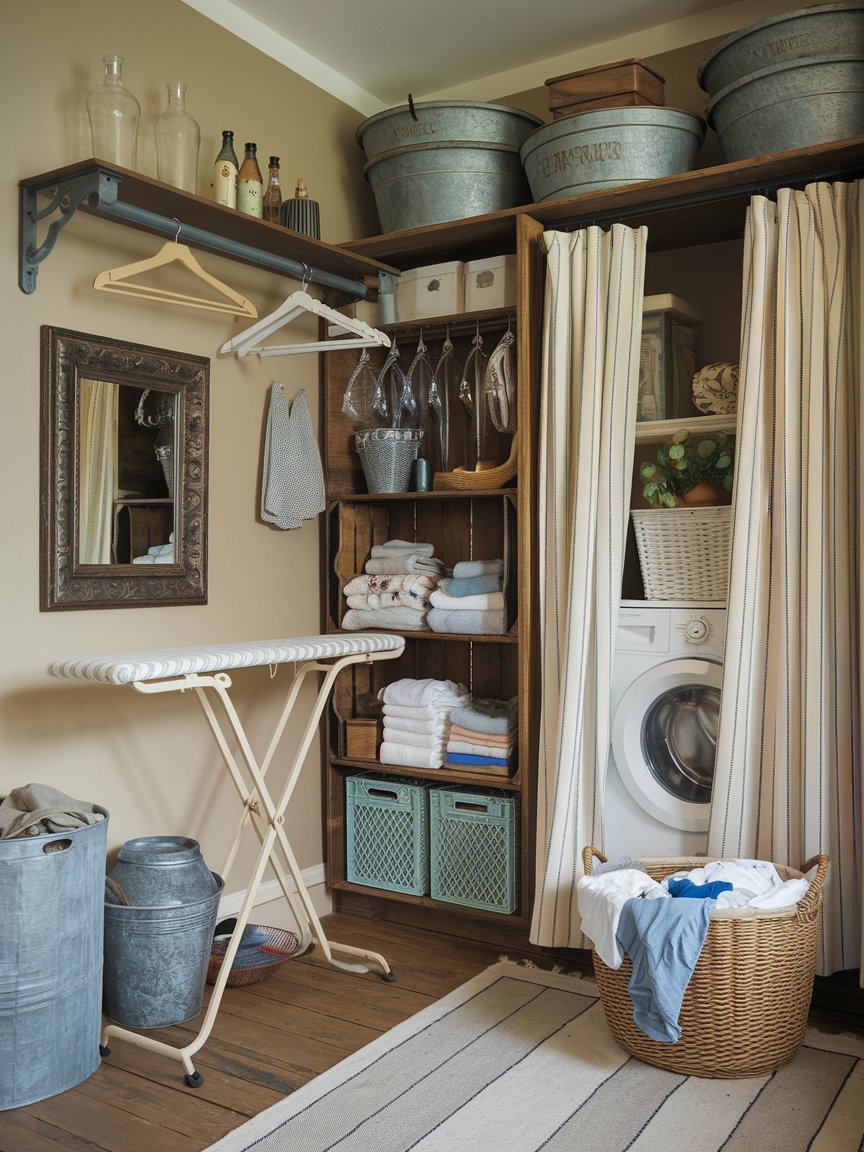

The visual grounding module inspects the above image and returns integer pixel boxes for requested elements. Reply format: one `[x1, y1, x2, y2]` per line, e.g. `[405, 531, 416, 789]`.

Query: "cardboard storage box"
[464, 255, 517, 312]
[395, 260, 464, 321]
[638, 294, 702, 423]
[546, 58, 666, 119]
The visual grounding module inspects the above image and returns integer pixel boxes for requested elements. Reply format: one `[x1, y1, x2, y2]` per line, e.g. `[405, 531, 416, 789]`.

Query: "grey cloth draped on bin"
[261, 383, 326, 530]
[0, 783, 106, 839]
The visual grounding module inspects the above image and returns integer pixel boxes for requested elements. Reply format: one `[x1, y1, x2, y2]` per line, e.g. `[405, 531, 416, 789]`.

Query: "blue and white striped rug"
[205, 960, 864, 1152]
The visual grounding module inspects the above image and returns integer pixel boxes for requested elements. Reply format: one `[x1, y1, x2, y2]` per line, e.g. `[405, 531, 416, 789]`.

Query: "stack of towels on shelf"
[445, 697, 517, 772]
[378, 677, 469, 770]
[341, 540, 445, 632]
[428, 559, 506, 635]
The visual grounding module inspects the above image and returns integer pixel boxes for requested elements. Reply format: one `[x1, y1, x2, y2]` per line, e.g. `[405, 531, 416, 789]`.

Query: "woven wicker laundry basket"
[582, 845, 829, 1078]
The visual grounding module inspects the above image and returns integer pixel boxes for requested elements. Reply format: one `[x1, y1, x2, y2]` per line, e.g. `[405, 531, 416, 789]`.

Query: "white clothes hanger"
[94, 220, 258, 318]
[218, 267, 391, 358]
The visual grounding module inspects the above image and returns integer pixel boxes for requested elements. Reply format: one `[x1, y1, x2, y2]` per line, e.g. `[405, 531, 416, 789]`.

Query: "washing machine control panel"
[681, 614, 711, 644]
[672, 609, 725, 657]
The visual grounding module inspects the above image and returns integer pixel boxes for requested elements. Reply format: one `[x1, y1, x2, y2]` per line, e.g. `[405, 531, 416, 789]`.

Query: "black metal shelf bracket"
[20, 167, 373, 300]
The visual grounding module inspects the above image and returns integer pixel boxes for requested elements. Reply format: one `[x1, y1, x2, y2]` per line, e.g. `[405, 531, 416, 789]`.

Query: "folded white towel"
[371, 539, 436, 557]
[346, 591, 428, 611]
[380, 677, 469, 709]
[382, 702, 440, 721]
[344, 574, 438, 596]
[577, 869, 669, 968]
[452, 559, 504, 578]
[379, 741, 443, 770]
[341, 607, 429, 631]
[380, 714, 444, 735]
[427, 608, 507, 635]
[365, 556, 445, 576]
[430, 588, 505, 612]
[382, 726, 443, 750]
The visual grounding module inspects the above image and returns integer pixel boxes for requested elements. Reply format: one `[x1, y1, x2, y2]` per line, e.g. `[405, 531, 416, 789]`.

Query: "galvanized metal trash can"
[103, 869, 223, 1029]
[0, 806, 109, 1110]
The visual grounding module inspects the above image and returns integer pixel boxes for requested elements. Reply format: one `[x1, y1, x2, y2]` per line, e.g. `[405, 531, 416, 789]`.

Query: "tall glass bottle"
[237, 142, 263, 218]
[262, 156, 282, 224]
[213, 130, 239, 208]
[155, 82, 201, 193]
[86, 54, 140, 169]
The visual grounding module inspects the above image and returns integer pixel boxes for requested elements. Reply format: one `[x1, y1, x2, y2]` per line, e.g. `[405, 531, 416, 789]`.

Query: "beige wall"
[2, 2, 758, 912]
[0, 0, 377, 898]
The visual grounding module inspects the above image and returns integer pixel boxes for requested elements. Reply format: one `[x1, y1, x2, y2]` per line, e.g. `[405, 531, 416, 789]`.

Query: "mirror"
[40, 327, 209, 610]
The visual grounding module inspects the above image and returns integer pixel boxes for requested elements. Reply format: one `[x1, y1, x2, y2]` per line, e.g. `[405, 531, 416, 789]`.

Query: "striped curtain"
[709, 181, 863, 978]
[531, 224, 647, 949]
[78, 378, 118, 565]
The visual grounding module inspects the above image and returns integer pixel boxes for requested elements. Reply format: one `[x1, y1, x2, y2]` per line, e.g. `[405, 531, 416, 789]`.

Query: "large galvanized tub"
[705, 54, 864, 162]
[357, 100, 542, 232]
[519, 107, 705, 202]
[698, 3, 864, 94]
[108, 835, 219, 907]
[0, 806, 109, 1110]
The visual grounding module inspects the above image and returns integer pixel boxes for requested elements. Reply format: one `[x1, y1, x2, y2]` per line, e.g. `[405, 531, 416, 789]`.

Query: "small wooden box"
[546, 58, 665, 119]
[345, 719, 381, 760]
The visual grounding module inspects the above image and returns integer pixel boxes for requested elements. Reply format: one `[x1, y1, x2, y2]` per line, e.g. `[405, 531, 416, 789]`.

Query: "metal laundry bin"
[0, 806, 109, 1110]
[103, 872, 224, 1029]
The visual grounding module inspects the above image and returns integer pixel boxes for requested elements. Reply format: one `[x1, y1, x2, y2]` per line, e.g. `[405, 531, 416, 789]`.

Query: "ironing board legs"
[99, 647, 402, 1085]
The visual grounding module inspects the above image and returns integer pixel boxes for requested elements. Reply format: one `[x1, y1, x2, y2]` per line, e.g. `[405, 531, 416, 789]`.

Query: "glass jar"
[86, 54, 140, 169]
[155, 82, 201, 193]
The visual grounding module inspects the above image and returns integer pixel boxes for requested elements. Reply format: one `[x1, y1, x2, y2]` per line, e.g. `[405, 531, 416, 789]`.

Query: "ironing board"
[47, 631, 405, 1086]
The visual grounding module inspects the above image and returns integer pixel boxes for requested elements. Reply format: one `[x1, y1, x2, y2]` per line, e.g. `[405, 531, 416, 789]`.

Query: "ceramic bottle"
[237, 142, 263, 218]
[213, 130, 239, 208]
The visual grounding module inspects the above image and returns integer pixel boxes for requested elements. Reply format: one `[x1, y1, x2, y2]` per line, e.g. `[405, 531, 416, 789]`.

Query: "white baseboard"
[218, 863, 331, 929]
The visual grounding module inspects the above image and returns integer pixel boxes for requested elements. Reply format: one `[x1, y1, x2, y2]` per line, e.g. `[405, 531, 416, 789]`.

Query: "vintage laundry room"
[2, 0, 864, 1148]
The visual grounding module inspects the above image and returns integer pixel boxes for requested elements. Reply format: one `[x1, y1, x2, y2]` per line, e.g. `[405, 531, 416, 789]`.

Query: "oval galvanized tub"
[705, 54, 864, 162]
[698, 2, 864, 95]
[0, 807, 109, 1110]
[357, 100, 542, 232]
[519, 107, 706, 202]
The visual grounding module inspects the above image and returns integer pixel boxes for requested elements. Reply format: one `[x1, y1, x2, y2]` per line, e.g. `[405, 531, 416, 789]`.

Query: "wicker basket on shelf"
[581, 846, 829, 1078]
[630, 505, 731, 601]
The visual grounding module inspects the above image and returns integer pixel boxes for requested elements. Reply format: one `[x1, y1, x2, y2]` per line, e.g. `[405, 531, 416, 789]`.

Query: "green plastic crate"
[346, 775, 430, 896]
[429, 788, 518, 913]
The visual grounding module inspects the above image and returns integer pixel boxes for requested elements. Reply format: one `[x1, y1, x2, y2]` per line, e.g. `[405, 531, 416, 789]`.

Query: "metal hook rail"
[19, 161, 396, 298]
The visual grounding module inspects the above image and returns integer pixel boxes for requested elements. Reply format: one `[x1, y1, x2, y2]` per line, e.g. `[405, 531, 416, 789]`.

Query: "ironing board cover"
[46, 633, 405, 685]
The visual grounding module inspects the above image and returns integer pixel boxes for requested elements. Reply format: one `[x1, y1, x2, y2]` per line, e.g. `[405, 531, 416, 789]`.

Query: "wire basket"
[206, 920, 301, 987]
[355, 428, 423, 494]
[582, 846, 829, 1078]
[631, 506, 731, 601]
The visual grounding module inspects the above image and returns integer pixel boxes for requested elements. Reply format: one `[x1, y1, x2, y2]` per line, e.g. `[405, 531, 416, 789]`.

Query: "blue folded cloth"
[438, 574, 503, 597]
[445, 752, 510, 766]
[667, 877, 733, 900]
[616, 897, 715, 1043]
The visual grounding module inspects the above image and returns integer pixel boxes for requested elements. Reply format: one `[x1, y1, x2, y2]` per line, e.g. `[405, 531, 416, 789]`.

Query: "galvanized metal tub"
[108, 835, 219, 907]
[705, 54, 864, 162]
[357, 100, 542, 232]
[519, 107, 706, 202]
[103, 872, 224, 1028]
[698, 3, 864, 95]
[0, 806, 109, 1110]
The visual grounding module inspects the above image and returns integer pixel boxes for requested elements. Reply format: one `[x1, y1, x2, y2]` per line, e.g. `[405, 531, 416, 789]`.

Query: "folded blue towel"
[452, 559, 504, 578]
[438, 574, 503, 597]
[446, 752, 510, 766]
[616, 896, 715, 1043]
[668, 877, 733, 900]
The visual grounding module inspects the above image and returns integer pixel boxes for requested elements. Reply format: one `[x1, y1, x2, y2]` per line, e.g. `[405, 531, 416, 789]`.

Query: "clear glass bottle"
[213, 130, 239, 208]
[262, 156, 282, 224]
[155, 82, 201, 193]
[237, 142, 263, 218]
[86, 54, 140, 169]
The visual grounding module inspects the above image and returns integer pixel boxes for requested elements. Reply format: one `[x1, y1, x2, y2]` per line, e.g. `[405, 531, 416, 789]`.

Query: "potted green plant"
[639, 429, 734, 508]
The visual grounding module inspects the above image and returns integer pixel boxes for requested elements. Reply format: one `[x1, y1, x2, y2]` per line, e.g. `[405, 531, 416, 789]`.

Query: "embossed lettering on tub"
[392, 121, 438, 142]
[538, 139, 623, 179]
[751, 32, 812, 61]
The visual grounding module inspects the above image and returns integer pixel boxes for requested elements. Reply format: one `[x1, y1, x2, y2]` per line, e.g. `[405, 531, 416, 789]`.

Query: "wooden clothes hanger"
[218, 269, 391, 358]
[93, 221, 258, 318]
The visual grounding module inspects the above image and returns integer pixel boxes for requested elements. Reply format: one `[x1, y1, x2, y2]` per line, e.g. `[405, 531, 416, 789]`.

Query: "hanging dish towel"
[261, 383, 326, 530]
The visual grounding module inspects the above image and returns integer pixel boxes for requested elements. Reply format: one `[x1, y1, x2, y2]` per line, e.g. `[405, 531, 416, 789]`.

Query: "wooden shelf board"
[331, 757, 520, 789]
[329, 878, 522, 918]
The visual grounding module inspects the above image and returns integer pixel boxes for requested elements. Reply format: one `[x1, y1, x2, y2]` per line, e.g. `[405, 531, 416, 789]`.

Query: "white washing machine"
[604, 602, 726, 860]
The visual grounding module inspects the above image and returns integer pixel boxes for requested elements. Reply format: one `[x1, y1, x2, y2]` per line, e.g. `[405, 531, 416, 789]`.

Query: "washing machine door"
[611, 658, 722, 832]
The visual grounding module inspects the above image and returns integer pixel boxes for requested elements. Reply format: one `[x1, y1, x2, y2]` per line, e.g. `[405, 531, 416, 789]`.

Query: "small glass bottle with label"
[236, 142, 263, 218]
[262, 156, 282, 224]
[213, 130, 239, 208]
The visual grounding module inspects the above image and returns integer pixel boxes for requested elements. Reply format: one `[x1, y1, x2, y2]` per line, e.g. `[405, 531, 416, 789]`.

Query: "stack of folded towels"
[427, 558, 506, 635]
[341, 540, 445, 632]
[445, 696, 517, 771]
[378, 677, 469, 770]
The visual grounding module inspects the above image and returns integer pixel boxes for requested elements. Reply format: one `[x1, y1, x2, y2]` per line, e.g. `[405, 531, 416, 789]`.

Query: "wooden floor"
[0, 913, 573, 1152]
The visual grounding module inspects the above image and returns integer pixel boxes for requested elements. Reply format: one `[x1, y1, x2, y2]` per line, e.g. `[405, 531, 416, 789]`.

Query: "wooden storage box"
[344, 718, 381, 760]
[546, 58, 666, 119]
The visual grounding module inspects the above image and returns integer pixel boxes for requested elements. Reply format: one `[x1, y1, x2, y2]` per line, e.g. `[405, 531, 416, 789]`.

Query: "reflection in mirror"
[41, 327, 209, 610]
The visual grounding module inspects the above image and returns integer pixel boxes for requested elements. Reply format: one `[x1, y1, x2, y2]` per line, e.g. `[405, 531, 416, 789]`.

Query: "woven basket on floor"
[582, 845, 829, 1078]
[206, 923, 300, 988]
[630, 506, 731, 601]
